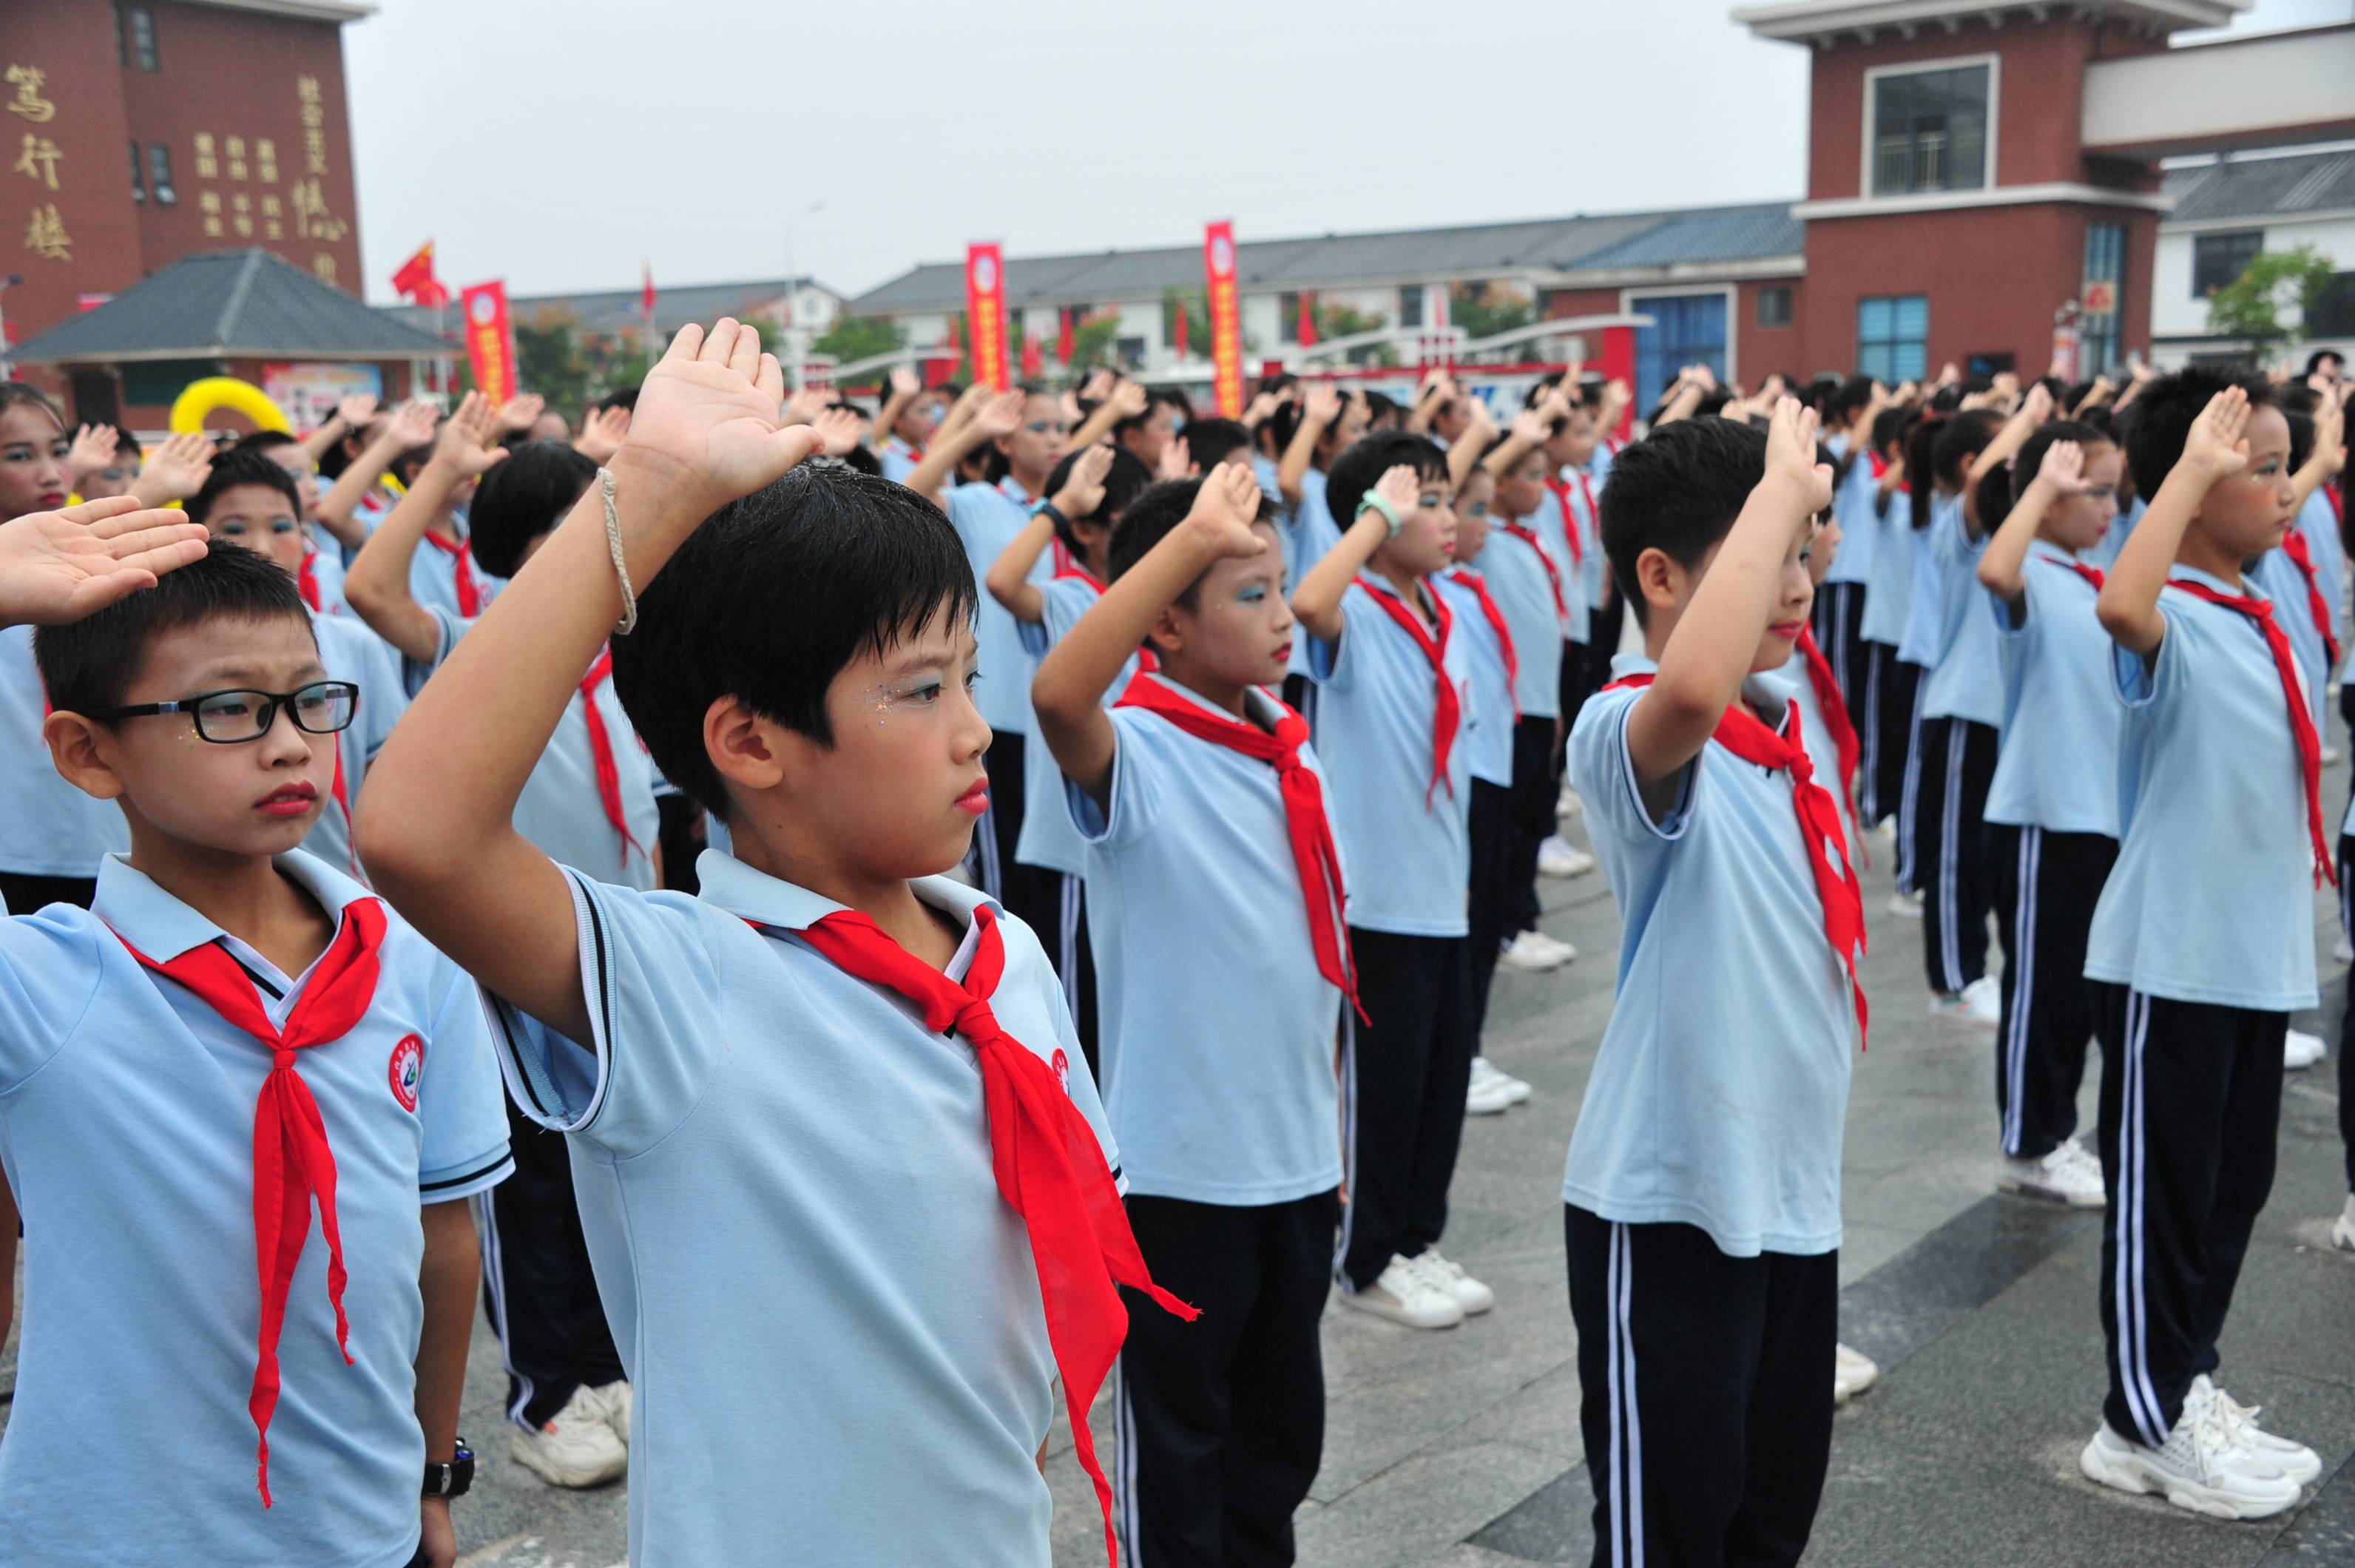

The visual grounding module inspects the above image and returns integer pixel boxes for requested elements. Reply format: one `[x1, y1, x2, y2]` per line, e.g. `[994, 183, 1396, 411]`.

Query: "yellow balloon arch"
[168, 376, 290, 436]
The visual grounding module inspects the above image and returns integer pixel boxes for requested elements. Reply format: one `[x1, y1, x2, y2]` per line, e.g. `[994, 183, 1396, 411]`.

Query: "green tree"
[1450, 282, 1535, 343]
[1314, 302, 1396, 367]
[814, 314, 906, 368]
[1162, 287, 1209, 357]
[2206, 246, 2337, 363]
[1065, 312, 1124, 372]
[513, 310, 592, 415]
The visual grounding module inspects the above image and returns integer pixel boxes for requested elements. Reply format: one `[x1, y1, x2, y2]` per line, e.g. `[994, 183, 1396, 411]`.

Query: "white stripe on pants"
[2001, 826, 2041, 1155]
[1604, 1222, 1645, 1567]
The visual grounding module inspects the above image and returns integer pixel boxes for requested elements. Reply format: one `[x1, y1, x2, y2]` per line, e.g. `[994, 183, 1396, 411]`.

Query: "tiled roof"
[379, 275, 842, 340]
[10, 248, 450, 364]
[2162, 149, 2355, 224]
[1562, 205, 1808, 271]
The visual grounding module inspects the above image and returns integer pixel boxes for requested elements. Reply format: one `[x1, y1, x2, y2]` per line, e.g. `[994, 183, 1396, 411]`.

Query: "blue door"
[1630, 293, 1729, 405]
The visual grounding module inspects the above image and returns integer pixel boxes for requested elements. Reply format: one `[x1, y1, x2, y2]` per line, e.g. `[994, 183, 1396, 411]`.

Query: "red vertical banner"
[1203, 220, 1243, 418]
[1598, 326, 1637, 442]
[1296, 289, 1318, 349]
[966, 243, 1010, 391]
[461, 281, 517, 404]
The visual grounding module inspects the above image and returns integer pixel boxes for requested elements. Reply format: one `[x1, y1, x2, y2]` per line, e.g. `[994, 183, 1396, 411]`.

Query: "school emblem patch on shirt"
[1051, 1047, 1071, 1097]
[388, 1033, 423, 1112]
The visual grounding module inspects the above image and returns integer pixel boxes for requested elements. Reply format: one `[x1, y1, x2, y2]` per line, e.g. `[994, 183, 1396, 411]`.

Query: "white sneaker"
[2326, 745, 2343, 766]
[1338, 1256, 1465, 1329]
[1466, 1058, 1516, 1115]
[1833, 1342, 1879, 1406]
[1928, 975, 2001, 1027]
[1997, 1138, 2106, 1208]
[2337, 934, 2354, 965]
[1522, 930, 1578, 965]
[1557, 785, 1583, 820]
[1411, 1248, 1495, 1315]
[2284, 1028, 2326, 1071]
[1537, 837, 1595, 878]
[1885, 890, 1924, 919]
[2078, 1409, 2302, 1521]
[2194, 1376, 2322, 1486]
[2332, 1193, 2355, 1252]
[510, 1384, 629, 1488]
[589, 1379, 632, 1445]
[1871, 816, 1897, 844]
[1497, 930, 1572, 973]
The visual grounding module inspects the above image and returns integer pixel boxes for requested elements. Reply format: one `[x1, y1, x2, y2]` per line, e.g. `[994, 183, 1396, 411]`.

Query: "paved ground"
[7, 754, 2351, 1567]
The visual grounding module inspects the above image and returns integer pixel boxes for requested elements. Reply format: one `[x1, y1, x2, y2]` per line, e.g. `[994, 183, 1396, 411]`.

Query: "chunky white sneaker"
[1928, 976, 2001, 1027]
[1497, 930, 1571, 973]
[2334, 1193, 2355, 1252]
[589, 1379, 632, 1446]
[1871, 816, 1897, 844]
[2079, 1410, 2301, 1520]
[2194, 1376, 2322, 1487]
[1885, 890, 1924, 919]
[1996, 1138, 2106, 1209]
[1537, 837, 1595, 878]
[1338, 1257, 1464, 1329]
[1521, 930, 1578, 965]
[1557, 785, 1583, 820]
[1412, 1248, 1495, 1315]
[1466, 1058, 1516, 1115]
[2283, 1029, 2326, 1071]
[1833, 1342, 1879, 1406]
[510, 1384, 629, 1488]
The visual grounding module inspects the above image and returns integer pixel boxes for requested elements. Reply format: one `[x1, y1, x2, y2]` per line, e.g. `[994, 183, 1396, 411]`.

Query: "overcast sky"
[344, 0, 2352, 305]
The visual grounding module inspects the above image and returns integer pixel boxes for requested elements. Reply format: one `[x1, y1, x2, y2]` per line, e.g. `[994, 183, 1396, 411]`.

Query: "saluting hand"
[0, 496, 211, 629]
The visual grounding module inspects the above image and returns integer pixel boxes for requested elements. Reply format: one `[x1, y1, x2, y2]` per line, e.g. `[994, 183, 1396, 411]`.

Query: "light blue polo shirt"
[1557, 470, 1609, 612]
[1860, 485, 1916, 647]
[1896, 499, 1949, 667]
[1307, 577, 1474, 936]
[482, 855, 1117, 1567]
[305, 536, 351, 617]
[949, 479, 1053, 734]
[1986, 545, 2122, 838]
[880, 437, 921, 485]
[1528, 488, 1592, 646]
[303, 609, 410, 877]
[1919, 494, 2007, 728]
[1766, 649, 1858, 857]
[1070, 678, 1344, 1205]
[2251, 543, 2332, 735]
[1013, 575, 1135, 877]
[0, 626, 130, 876]
[1436, 570, 1515, 786]
[2297, 487, 2344, 619]
[1281, 470, 1344, 680]
[411, 606, 660, 891]
[2085, 568, 2319, 1011]
[1563, 656, 1854, 1257]
[0, 851, 512, 1568]
[1825, 439, 1876, 588]
[408, 523, 504, 624]
[1480, 521, 1564, 720]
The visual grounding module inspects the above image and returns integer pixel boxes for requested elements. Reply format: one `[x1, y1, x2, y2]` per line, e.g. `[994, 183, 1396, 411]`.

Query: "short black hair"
[2123, 364, 2273, 504]
[468, 441, 596, 579]
[2305, 348, 2345, 376]
[1830, 375, 1876, 423]
[1112, 388, 1172, 439]
[1363, 390, 1401, 430]
[104, 422, 143, 461]
[608, 464, 977, 819]
[35, 538, 314, 715]
[1040, 447, 1153, 553]
[233, 429, 300, 458]
[186, 447, 302, 527]
[594, 386, 640, 414]
[1325, 431, 1448, 531]
[1599, 418, 1768, 629]
[1109, 478, 1202, 601]
[1179, 417, 1251, 472]
[1976, 419, 2113, 533]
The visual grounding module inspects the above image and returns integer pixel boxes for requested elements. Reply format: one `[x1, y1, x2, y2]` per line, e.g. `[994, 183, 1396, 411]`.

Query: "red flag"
[1173, 298, 1190, 359]
[1203, 222, 1243, 418]
[1021, 332, 1043, 380]
[460, 281, 518, 404]
[641, 262, 656, 324]
[391, 241, 445, 308]
[1056, 306, 1072, 365]
[966, 244, 1010, 391]
[1296, 290, 1318, 349]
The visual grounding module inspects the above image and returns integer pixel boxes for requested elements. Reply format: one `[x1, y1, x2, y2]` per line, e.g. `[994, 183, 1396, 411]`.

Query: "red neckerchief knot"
[579, 648, 647, 868]
[2279, 530, 2342, 668]
[1794, 626, 1860, 810]
[1541, 477, 1585, 567]
[2167, 580, 2336, 887]
[113, 896, 389, 1507]
[1355, 578, 1460, 809]
[422, 530, 482, 618]
[1115, 675, 1364, 1021]
[1497, 520, 1570, 624]
[785, 904, 1197, 1568]
[297, 549, 322, 612]
[1446, 567, 1518, 714]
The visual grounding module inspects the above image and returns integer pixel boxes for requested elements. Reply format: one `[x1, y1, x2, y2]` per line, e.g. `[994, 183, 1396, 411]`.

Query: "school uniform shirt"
[2298, 485, 2345, 613]
[1558, 467, 1609, 612]
[1282, 470, 1344, 680]
[410, 606, 660, 891]
[1479, 520, 1566, 719]
[2084, 567, 2319, 1012]
[879, 436, 921, 485]
[302, 536, 351, 617]
[1985, 544, 2121, 838]
[1895, 506, 1948, 668]
[408, 519, 503, 624]
[1919, 493, 2007, 728]
[1306, 576, 1475, 936]
[1435, 569, 1515, 787]
[1766, 649, 1858, 856]
[1564, 654, 1855, 1257]
[1013, 575, 1134, 876]
[1824, 439, 1877, 589]
[1527, 488, 1592, 646]
[2083, 495, 2143, 572]
[303, 609, 410, 877]
[949, 479, 1053, 735]
[0, 625, 130, 876]
[1070, 677, 1344, 1205]
[1861, 487, 1916, 648]
[482, 855, 1118, 1567]
[2249, 546, 2331, 735]
[0, 851, 513, 1568]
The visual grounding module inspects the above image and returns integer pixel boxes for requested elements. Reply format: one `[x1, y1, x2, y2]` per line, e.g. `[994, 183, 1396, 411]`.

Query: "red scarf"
[1541, 477, 1584, 566]
[1606, 676, 1869, 1041]
[1794, 626, 1860, 802]
[113, 898, 389, 1507]
[2168, 580, 2336, 887]
[1498, 520, 1570, 624]
[2278, 530, 2342, 668]
[297, 549, 322, 612]
[788, 905, 1197, 1568]
[1355, 578, 1459, 808]
[1115, 674, 1362, 1018]
[422, 530, 482, 618]
[1447, 567, 1518, 713]
[2058, 557, 2106, 592]
[580, 649, 646, 868]
[1047, 542, 1156, 672]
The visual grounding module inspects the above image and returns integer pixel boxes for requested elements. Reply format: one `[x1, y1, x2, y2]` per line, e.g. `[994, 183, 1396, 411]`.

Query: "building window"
[2081, 221, 2125, 376]
[1630, 292, 1729, 403]
[122, 7, 159, 72]
[2311, 272, 2355, 339]
[2192, 230, 2263, 297]
[128, 140, 145, 203]
[1399, 284, 1425, 329]
[1757, 285, 1793, 328]
[1280, 291, 1305, 344]
[1857, 294, 1929, 382]
[1116, 336, 1146, 371]
[146, 143, 175, 206]
[1869, 61, 1990, 197]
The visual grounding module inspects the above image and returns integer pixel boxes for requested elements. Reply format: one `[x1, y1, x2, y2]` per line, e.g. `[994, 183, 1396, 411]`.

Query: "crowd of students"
[0, 317, 2345, 1567]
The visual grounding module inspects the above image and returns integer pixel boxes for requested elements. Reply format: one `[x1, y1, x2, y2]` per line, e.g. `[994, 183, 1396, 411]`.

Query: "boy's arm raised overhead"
[317, 399, 438, 552]
[1626, 398, 1831, 785]
[904, 388, 1024, 510]
[2291, 394, 2345, 512]
[358, 321, 822, 1041]
[343, 391, 507, 664]
[2098, 387, 2251, 659]
[1277, 385, 1339, 508]
[1034, 464, 1265, 804]
[1962, 380, 2052, 540]
[1290, 463, 1419, 644]
[1978, 439, 2085, 609]
[0, 495, 210, 624]
[987, 445, 1110, 626]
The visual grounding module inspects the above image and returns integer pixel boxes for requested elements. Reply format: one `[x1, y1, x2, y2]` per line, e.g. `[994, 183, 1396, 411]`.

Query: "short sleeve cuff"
[2112, 616, 2168, 709]
[419, 1146, 513, 1203]
[481, 871, 612, 1135]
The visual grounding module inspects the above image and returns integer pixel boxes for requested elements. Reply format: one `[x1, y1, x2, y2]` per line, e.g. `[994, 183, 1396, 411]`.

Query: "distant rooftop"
[1732, 0, 2243, 44]
[2160, 146, 2355, 223]
[380, 274, 842, 341]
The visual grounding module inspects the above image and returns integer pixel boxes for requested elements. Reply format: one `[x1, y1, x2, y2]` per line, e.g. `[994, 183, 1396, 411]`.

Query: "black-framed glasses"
[85, 681, 358, 744]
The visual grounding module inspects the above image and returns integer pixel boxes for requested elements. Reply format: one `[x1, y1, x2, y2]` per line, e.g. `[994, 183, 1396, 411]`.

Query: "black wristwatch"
[423, 1439, 474, 1499]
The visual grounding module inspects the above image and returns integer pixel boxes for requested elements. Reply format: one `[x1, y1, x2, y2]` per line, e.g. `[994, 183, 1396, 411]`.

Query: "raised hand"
[496, 393, 546, 435]
[783, 386, 831, 428]
[1303, 384, 1342, 427]
[2020, 381, 2055, 426]
[1109, 380, 1149, 419]
[334, 393, 380, 430]
[888, 365, 921, 398]
[1055, 445, 1115, 518]
[814, 406, 864, 458]
[2032, 439, 2087, 497]
[1510, 408, 1551, 447]
[2182, 386, 2251, 482]
[1243, 390, 1280, 428]
[1158, 434, 1192, 483]
[1372, 463, 1422, 521]
[428, 391, 507, 480]
[2311, 396, 2345, 479]
[1081, 368, 1116, 402]
[970, 388, 1028, 443]
[572, 404, 632, 465]
[1185, 460, 1267, 558]
[65, 423, 118, 483]
[135, 431, 215, 504]
[385, 398, 440, 450]
[615, 319, 823, 520]
[1764, 397, 1834, 516]
[0, 496, 211, 629]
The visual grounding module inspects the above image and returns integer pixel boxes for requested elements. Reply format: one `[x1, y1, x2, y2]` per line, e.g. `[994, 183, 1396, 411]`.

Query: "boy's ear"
[43, 712, 127, 803]
[1146, 604, 1186, 660]
[1632, 546, 1683, 621]
[702, 695, 790, 800]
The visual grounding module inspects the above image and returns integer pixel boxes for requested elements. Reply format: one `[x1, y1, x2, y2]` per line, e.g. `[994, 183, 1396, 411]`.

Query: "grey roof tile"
[10, 248, 450, 363]
[2162, 150, 2355, 223]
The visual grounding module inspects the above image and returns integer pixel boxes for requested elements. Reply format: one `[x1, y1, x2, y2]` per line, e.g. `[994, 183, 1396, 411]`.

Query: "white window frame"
[1861, 51, 2001, 202]
[1618, 283, 1740, 388]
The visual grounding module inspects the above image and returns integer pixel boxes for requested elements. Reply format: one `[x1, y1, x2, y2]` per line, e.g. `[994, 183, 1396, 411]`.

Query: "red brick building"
[1, 0, 368, 400]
